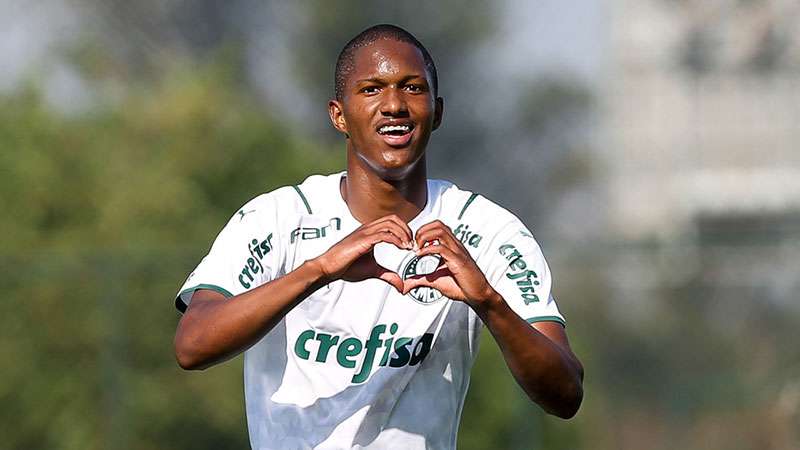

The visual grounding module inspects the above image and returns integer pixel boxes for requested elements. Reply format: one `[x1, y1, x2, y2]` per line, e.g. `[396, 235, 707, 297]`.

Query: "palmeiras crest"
[400, 254, 445, 305]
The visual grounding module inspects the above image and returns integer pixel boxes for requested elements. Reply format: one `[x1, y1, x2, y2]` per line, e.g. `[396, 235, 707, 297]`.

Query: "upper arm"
[176, 288, 227, 333]
[184, 288, 227, 313]
[532, 321, 571, 352]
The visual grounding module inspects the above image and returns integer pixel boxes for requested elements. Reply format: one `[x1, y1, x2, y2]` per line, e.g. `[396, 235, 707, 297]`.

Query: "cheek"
[412, 100, 436, 123]
[344, 106, 376, 135]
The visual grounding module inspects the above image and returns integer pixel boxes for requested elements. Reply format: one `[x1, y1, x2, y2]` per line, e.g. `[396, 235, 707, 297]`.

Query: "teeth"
[379, 124, 411, 134]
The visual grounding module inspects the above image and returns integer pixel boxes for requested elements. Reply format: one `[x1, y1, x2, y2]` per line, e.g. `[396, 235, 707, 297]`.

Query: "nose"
[380, 87, 409, 117]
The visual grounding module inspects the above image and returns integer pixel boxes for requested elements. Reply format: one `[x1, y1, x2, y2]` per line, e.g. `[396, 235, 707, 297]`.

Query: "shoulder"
[292, 172, 342, 215]
[232, 172, 339, 223]
[430, 179, 527, 232]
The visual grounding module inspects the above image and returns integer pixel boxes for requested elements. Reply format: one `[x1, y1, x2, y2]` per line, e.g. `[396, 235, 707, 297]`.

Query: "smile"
[377, 124, 413, 135]
[376, 121, 415, 147]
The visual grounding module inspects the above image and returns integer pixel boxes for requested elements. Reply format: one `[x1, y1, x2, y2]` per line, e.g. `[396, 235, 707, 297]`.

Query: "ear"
[328, 99, 349, 137]
[432, 96, 444, 131]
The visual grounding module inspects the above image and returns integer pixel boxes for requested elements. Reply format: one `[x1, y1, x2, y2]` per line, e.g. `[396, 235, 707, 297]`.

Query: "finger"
[375, 267, 404, 293]
[369, 226, 407, 245]
[366, 215, 413, 245]
[415, 226, 462, 253]
[369, 231, 406, 250]
[346, 231, 404, 261]
[364, 220, 413, 248]
[353, 252, 403, 292]
[414, 220, 456, 247]
[416, 243, 461, 265]
[360, 222, 409, 248]
[382, 214, 414, 241]
[415, 219, 451, 236]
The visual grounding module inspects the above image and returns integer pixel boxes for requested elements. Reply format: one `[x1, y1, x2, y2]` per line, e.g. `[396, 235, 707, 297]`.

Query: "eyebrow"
[354, 74, 427, 84]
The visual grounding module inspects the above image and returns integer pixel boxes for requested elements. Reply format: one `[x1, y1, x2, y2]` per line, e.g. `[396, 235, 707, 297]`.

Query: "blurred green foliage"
[0, 61, 342, 450]
[0, 60, 341, 254]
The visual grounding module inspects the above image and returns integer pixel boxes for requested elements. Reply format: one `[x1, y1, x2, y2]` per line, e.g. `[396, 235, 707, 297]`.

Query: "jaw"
[350, 145, 426, 181]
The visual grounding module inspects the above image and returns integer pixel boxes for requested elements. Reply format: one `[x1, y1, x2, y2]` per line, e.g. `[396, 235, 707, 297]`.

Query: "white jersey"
[175, 172, 564, 450]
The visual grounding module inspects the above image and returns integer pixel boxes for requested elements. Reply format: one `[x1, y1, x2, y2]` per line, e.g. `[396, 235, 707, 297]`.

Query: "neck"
[342, 150, 428, 224]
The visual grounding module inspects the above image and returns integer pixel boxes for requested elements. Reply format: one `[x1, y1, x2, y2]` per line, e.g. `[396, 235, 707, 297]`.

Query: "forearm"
[176, 214, 415, 370]
[474, 292, 584, 418]
[175, 259, 327, 370]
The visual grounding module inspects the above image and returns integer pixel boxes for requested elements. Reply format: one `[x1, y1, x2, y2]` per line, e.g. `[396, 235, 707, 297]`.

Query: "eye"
[404, 84, 423, 93]
[360, 85, 380, 94]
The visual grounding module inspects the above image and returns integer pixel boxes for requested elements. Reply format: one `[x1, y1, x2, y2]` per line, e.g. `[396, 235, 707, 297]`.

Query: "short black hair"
[334, 24, 438, 101]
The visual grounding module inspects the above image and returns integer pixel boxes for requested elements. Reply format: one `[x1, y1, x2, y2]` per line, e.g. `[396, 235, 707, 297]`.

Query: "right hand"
[312, 215, 413, 292]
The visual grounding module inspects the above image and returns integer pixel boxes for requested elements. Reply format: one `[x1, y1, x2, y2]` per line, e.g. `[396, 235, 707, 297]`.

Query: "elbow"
[552, 366, 585, 419]
[526, 377, 584, 419]
[550, 383, 583, 419]
[541, 363, 584, 419]
[174, 333, 209, 371]
[175, 348, 203, 371]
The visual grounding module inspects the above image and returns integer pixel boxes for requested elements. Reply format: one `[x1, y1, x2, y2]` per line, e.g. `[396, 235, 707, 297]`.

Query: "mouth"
[376, 121, 415, 147]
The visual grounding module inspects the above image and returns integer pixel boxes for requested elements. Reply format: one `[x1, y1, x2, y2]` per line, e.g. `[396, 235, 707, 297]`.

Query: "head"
[329, 24, 444, 180]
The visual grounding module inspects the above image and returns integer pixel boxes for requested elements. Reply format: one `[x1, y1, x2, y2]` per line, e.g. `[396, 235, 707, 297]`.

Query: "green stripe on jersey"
[176, 284, 234, 313]
[457, 193, 478, 220]
[179, 283, 234, 299]
[293, 185, 313, 214]
[526, 316, 566, 327]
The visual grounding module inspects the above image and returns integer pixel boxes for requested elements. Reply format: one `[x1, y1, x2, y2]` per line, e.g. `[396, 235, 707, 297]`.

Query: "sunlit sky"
[496, 0, 605, 83]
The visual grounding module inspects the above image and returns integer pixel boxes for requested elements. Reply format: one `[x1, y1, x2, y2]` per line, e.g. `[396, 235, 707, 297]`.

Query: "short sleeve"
[174, 195, 282, 313]
[481, 217, 564, 327]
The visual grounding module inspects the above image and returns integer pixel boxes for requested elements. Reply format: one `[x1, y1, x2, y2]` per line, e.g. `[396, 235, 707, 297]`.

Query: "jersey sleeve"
[481, 216, 565, 327]
[174, 195, 283, 313]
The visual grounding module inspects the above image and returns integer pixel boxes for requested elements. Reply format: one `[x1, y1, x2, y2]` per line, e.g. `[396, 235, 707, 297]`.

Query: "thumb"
[376, 267, 404, 293]
[401, 268, 450, 294]
[401, 276, 428, 295]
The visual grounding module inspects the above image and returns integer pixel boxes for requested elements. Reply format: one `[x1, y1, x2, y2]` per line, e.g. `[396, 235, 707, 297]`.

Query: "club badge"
[401, 254, 445, 305]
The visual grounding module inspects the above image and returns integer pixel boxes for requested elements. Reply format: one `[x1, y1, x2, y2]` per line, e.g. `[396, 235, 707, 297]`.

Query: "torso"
[176, 171, 563, 450]
[245, 173, 483, 449]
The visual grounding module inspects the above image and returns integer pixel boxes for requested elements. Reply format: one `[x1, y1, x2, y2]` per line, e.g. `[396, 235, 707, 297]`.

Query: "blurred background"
[1, 0, 799, 449]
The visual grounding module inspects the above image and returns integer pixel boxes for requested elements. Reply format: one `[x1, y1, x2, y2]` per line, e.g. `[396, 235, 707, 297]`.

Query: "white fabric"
[176, 172, 564, 450]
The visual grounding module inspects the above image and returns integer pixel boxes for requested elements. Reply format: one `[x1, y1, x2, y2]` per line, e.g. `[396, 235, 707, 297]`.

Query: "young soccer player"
[174, 24, 583, 450]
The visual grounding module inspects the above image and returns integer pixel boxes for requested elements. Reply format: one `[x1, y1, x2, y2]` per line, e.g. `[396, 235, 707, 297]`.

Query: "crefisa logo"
[401, 253, 445, 305]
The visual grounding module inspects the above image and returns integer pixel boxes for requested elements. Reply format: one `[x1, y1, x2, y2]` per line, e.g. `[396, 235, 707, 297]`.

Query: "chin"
[358, 148, 424, 181]
[379, 164, 417, 181]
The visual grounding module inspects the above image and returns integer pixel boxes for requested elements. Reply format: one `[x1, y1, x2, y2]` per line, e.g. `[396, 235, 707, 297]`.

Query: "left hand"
[402, 220, 498, 308]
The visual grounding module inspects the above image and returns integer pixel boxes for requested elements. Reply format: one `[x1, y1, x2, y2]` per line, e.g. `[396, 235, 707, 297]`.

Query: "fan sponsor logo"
[290, 217, 342, 243]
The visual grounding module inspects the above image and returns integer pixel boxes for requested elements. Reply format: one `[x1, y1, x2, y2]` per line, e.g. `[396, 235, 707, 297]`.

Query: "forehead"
[350, 39, 428, 81]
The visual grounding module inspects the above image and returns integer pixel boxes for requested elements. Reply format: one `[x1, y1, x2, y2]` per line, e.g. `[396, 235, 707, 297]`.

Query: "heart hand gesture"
[313, 216, 496, 309]
[313, 215, 413, 292]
